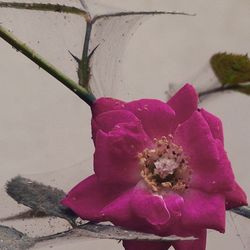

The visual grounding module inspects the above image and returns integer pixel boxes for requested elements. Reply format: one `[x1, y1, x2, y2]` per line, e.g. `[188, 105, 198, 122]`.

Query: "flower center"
[138, 136, 191, 193]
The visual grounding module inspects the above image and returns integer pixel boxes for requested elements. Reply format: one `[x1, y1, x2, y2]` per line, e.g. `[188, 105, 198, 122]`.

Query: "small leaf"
[210, 52, 250, 85]
[6, 176, 77, 225]
[0, 225, 35, 250]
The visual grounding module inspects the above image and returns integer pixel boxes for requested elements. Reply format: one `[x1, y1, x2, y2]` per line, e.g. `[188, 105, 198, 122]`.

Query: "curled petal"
[123, 240, 170, 250]
[181, 189, 225, 233]
[92, 97, 125, 118]
[61, 175, 127, 221]
[225, 182, 248, 209]
[167, 84, 198, 127]
[92, 110, 140, 141]
[173, 230, 207, 250]
[200, 109, 224, 143]
[130, 183, 171, 231]
[125, 99, 175, 139]
[94, 122, 151, 185]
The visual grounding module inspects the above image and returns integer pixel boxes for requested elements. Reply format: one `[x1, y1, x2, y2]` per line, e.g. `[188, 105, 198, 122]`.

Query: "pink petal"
[181, 189, 225, 233]
[189, 139, 235, 193]
[92, 97, 125, 118]
[174, 112, 234, 193]
[101, 189, 136, 229]
[225, 182, 248, 209]
[167, 84, 198, 127]
[92, 110, 140, 141]
[174, 111, 219, 170]
[94, 122, 151, 185]
[61, 175, 127, 221]
[173, 230, 207, 250]
[123, 241, 171, 250]
[200, 109, 224, 143]
[130, 183, 171, 231]
[125, 99, 175, 139]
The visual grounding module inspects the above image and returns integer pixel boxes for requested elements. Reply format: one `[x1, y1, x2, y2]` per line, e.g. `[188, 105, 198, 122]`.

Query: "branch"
[0, 24, 96, 106]
[0, 1, 89, 21]
[92, 11, 195, 24]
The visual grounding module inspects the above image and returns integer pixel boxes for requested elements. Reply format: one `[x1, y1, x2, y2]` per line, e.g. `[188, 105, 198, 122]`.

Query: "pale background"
[0, 0, 249, 249]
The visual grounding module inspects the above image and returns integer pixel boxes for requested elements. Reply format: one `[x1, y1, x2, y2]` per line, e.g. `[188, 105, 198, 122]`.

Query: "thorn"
[88, 44, 100, 60]
[68, 50, 81, 63]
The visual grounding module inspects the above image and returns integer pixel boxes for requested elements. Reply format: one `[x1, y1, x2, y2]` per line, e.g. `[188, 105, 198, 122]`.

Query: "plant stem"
[0, 1, 89, 20]
[198, 85, 238, 98]
[0, 25, 96, 106]
[79, 21, 92, 87]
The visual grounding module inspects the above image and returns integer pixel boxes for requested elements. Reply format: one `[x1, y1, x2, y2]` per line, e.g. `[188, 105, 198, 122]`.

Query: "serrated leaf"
[210, 52, 250, 85]
[0, 225, 35, 250]
[6, 176, 77, 225]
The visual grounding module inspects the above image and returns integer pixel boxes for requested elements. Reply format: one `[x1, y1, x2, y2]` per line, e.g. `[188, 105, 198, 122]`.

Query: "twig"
[0, 1, 89, 20]
[92, 11, 195, 24]
[0, 24, 96, 106]
[198, 85, 240, 98]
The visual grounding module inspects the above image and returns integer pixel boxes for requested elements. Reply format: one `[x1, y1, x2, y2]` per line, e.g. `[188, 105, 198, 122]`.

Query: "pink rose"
[62, 84, 247, 250]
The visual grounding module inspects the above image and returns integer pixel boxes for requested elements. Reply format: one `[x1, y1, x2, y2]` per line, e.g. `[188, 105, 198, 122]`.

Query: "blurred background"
[0, 0, 249, 249]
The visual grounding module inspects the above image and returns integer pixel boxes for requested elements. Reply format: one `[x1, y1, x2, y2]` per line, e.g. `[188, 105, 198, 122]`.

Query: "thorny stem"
[0, 25, 96, 106]
[79, 21, 93, 87]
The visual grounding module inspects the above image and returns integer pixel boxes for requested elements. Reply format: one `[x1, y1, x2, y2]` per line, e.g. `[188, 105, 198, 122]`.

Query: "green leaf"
[210, 52, 250, 85]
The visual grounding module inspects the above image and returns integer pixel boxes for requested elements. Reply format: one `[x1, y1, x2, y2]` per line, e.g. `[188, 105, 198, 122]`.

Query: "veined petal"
[92, 110, 140, 141]
[200, 109, 224, 144]
[123, 241, 171, 250]
[225, 182, 248, 209]
[92, 97, 125, 118]
[94, 122, 151, 185]
[181, 189, 225, 233]
[61, 175, 128, 221]
[173, 230, 207, 250]
[167, 84, 198, 127]
[125, 99, 175, 139]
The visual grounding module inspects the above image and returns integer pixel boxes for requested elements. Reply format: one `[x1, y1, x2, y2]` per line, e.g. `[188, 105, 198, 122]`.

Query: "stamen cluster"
[139, 136, 191, 192]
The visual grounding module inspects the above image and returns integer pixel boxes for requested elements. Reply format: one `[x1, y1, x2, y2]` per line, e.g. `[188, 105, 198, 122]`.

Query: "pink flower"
[62, 84, 247, 250]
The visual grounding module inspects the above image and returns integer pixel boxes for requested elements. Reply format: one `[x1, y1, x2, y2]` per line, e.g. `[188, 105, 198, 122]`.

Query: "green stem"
[0, 25, 96, 106]
[79, 21, 92, 87]
[198, 85, 239, 98]
[0, 1, 89, 20]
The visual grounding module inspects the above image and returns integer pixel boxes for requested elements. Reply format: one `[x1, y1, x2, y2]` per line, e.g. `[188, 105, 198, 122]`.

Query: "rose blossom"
[62, 84, 247, 250]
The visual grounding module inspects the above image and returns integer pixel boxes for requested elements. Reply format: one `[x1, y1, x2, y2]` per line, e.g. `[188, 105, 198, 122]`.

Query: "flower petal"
[61, 175, 128, 221]
[200, 109, 224, 143]
[174, 112, 234, 193]
[174, 111, 219, 170]
[125, 99, 175, 139]
[123, 241, 171, 250]
[92, 110, 140, 141]
[225, 182, 248, 209]
[167, 84, 198, 127]
[173, 230, 207, 250]
[130, 183, 171, 231]
[181, 189, 225, 233]
[94, 122, 151, 185]
[189, 139, 235, 193]
[92, 97, 125, 118]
